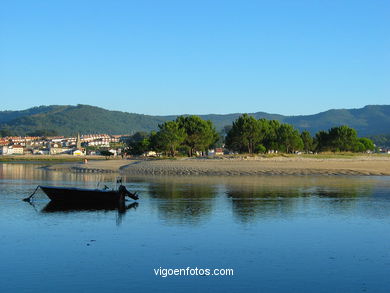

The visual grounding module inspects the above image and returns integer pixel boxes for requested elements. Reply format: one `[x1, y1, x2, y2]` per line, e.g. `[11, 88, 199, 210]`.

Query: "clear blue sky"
[0, 0, 389, 115]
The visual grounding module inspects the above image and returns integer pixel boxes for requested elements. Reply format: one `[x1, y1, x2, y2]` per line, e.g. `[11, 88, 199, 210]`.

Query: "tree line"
[127, 114, 375, 156]
[127, 116, 219, 157]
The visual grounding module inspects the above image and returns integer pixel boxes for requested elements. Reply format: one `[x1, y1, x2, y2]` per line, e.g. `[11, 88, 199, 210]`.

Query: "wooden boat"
[23, 184, 139, 203]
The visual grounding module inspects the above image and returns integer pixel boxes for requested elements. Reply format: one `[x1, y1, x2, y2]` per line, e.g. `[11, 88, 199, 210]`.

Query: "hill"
[0, 104, 389, 137]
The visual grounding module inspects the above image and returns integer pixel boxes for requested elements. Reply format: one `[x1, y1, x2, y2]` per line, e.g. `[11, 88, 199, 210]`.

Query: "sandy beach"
[45, 156, 390, 176]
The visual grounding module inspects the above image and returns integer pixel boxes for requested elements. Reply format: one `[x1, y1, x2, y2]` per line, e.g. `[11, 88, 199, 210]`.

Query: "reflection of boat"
[41, 200, 139, 226]
[42, 201, 139, 213]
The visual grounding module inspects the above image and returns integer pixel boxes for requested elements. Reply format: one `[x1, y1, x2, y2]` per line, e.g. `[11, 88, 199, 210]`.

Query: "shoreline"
[0, 155, 108, 163]
[42, 156, 390, 176]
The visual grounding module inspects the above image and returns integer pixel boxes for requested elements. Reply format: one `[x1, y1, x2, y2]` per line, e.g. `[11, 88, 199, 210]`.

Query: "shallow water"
[1, 163, 390, 293]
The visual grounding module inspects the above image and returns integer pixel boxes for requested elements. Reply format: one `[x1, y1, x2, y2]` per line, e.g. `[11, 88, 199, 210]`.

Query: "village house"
[86, 139, 110, 147]
[49, 144, 72, 155]
[0, 133, 126, 156]
[9, 145, 25, 155]
[215, 148, 224, 156]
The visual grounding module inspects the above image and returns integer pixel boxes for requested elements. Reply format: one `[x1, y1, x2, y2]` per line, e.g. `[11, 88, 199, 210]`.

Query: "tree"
[327, 125, 358, 151]
[314, 125, 370, 153]
[357, 137, 375, 152]
[256, 144, 267, 154]
[353, 141, 366, 153]
[155, 121, 186, 157]
[300, 130, 313, 153]
[262, 120, 281, 151]
[126, 132, 151, 155]
[225, 114, 262, 154]
[276, 124, 303, 153]
[176, 116, 219, 156]
[314, 130, 330, 152]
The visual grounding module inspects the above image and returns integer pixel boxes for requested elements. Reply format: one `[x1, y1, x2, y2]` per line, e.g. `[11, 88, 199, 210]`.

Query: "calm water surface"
[1, 163, 390, 293]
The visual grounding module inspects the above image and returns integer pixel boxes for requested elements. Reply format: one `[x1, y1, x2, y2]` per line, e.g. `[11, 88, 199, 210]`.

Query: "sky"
[0, 0, 389, 116]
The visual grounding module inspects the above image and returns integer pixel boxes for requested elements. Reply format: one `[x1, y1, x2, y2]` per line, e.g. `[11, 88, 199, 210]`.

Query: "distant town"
[0, 134, 128, 156]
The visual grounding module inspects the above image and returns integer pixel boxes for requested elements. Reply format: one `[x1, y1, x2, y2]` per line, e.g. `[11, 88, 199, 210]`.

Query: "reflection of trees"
[2, 164, 385, 225]
[313, 186, 373, 214]
[315, 186, 372, 198]
[226, 186, 303, 223]
[147, 179, 217, 225]
[226, 183, 374, 223]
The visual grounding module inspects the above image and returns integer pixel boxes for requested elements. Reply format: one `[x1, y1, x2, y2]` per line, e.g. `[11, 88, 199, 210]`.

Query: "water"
[1, 163, 390, 293]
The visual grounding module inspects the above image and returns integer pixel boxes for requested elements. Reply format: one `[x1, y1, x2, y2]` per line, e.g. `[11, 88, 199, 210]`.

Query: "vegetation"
[314, 126, 374, 152]
[124, 114, 375, 156]
[225, 117, 304, 154]
[225, 114, 263, 154]
[0, 129, 16, 137]
[126, 116, 218, 157]
[369, 134, 390, 147]
[99, 150, 115, 158]
[0, 105, 174, 136]
[300, 130, 313, 153]
[176, 116, 219, 156]
[153, 121, 186, 157]
[27, 129, 58, 137]
[1, 104, 390, 137]
[126, 132, 151, 156]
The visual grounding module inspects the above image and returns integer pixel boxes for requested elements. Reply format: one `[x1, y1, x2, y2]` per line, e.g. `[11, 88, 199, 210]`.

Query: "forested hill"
[0, 104, 389, 137]
[0, 105, 176, 136]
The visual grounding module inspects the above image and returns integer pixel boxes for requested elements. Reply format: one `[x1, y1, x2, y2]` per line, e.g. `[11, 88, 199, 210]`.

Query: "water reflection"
[0, 162, 117, 185]
[128, 175, 383, 224]
[147, 177, 217, 224]
[42, 201, 138, 213]
[41, 201, 139, 226]
[127, 176, 380, 224]
[225, 178, 374, 223]
[2, 164, 390, 293]
[1, 164, 389, 226]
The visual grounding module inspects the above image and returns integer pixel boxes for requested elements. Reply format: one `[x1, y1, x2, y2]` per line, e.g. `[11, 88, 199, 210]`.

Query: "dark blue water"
[1, 163, 390, 293]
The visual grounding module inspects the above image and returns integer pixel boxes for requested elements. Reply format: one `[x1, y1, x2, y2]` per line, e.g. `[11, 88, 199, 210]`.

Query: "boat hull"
[40, 186, 121, 203]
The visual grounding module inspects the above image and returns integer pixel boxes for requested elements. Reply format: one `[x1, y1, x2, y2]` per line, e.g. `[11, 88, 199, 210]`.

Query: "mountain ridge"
[1, 104, 389, 137]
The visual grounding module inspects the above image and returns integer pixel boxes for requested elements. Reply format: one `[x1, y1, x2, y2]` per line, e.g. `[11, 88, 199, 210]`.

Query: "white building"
[0, 146, 9, 155]
[49, 147, 72, 155]
[12, 145, 25, 155]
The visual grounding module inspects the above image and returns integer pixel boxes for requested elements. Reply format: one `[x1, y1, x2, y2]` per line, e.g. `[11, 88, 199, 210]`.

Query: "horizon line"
[1, 103, 389, 117]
